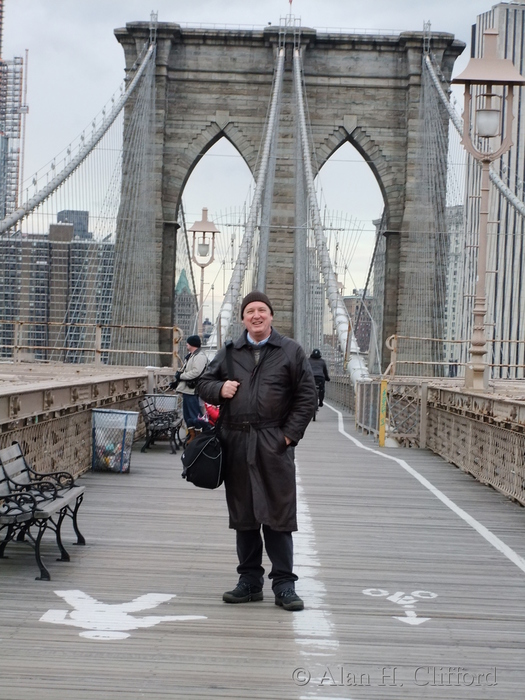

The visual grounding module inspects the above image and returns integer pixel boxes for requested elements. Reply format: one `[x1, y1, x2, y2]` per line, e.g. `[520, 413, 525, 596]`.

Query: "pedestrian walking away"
[308, 348, 330, 407]
[198, 291, 317, 611]
[170, 335, 209, 444]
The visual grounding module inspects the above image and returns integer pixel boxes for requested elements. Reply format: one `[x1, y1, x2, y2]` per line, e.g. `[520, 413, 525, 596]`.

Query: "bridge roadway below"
[1, 401, 524, 699]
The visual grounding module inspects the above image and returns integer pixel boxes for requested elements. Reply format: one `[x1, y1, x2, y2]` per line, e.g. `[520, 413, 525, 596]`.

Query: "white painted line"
[294, 467, 339, 656]
[294, 466, 354, 698]
[326, 402, 525, 575]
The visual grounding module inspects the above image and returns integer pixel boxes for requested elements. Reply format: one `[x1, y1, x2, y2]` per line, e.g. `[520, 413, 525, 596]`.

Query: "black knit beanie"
[240, 291, 274, 318]
[186, 335, 201, 348]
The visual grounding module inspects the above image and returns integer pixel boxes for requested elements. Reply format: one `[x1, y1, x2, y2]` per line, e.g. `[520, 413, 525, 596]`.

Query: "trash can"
[92, 409, 139, 473]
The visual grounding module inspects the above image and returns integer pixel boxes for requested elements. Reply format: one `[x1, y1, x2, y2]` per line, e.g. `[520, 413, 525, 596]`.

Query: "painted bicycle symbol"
[362, 588, 438, 626]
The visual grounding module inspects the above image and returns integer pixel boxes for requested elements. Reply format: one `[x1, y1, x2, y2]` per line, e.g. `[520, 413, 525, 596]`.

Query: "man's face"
[187, 343, 197, 353]
[242, 301, 273, 341]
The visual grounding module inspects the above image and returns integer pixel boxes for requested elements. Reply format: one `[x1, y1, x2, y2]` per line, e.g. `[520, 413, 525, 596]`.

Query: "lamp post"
[452, 28, 525, 391]
[189, 208, 219, 337]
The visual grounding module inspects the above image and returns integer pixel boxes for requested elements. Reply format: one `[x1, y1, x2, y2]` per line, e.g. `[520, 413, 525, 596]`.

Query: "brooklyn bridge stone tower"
[115, 21, 463, 358]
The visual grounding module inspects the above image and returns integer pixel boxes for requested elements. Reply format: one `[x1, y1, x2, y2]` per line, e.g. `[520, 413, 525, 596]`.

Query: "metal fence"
[325, 374, 355, 413]
[352, 377, 525, 506]
[354, 379, 424, 447]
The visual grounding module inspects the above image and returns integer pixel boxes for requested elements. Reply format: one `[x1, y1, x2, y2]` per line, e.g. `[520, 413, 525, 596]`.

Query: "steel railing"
[384, 334, 525, 380]
[0, 320, 183, 368]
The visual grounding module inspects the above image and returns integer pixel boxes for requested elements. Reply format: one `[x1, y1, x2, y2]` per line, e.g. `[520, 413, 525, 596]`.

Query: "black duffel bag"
[180, 341, 233, 490]
[181, 429, 223, 489]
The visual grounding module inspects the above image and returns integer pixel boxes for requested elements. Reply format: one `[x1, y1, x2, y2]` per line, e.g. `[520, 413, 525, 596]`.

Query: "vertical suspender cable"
[293, 47, 369, 384]
[212, 47, 286, 346]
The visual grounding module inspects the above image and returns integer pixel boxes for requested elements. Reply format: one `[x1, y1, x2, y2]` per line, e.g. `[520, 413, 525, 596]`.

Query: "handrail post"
[172, 326, 179, 370]
[14, 321, 21, 363]
[95, 325, 102, 365]
[390, 335, 397, 378]
[379, 378, 388, 447]
[368, 383, 374, 435]
[420, 382, 428, 448]
[147, 367, 155, 394]
[355, 380, 362, 430]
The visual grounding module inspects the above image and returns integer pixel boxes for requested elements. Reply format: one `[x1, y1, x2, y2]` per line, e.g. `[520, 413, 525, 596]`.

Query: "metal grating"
[427, 406, 525, 506]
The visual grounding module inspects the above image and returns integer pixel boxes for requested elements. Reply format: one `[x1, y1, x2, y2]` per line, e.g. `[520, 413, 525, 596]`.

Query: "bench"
[139, 396, 184, 454]
[0, 442, 85, 580]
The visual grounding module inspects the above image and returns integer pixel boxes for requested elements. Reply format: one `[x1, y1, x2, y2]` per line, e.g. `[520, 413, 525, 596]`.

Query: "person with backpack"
[308, 348, 330, 407]
[171, 335, 208, 444]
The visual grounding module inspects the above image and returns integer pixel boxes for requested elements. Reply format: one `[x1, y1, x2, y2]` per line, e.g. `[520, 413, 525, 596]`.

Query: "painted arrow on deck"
[393, 610, 430, 625]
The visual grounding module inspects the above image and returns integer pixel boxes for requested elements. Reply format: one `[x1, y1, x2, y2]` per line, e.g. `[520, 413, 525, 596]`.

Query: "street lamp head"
[189, 208, 220, 339]
[452, 29, 525, 88]
[452, 29, 525, 161]
[188, 207, 219, 234]
[190, 206, 219, 266]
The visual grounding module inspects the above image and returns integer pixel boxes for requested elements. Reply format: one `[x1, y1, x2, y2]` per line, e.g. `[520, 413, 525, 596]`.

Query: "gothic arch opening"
[177, 136, 255, 335]
[314, 140, 385, 363]
[315, 140, 384, 293]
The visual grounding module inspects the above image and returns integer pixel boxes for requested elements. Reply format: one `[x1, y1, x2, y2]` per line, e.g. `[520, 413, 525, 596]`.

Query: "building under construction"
[0, 0, 26, 219]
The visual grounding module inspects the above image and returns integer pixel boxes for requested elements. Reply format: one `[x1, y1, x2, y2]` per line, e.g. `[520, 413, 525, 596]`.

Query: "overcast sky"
[2, 0, 492, 293]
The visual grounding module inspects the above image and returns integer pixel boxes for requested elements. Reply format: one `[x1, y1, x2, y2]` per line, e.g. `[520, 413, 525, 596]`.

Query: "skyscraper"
[0, 0, 26, 219]
[0, 216, 114, 362]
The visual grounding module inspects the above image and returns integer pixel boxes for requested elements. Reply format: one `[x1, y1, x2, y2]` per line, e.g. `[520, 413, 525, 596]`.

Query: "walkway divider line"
[326, 402, 525, 576]
[294, 468, 339, 653]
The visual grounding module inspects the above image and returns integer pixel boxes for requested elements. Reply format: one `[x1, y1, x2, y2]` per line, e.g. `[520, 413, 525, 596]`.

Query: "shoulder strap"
[225, 339, 234, 380]
[215, 341, 234, 432]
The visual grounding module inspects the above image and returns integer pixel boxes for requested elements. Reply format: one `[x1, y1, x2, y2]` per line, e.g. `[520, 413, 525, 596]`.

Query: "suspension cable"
[293, 46, 369, 384]
[212, 46, 286, 345]
[0, 43, 156, 234]
[424, 54, 525, 218]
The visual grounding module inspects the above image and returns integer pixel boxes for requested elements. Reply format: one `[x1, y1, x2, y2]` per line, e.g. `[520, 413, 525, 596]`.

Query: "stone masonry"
[115, 22, 464, 362]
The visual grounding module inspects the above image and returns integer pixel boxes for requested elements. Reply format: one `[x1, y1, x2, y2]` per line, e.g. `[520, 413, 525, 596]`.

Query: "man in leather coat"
[198, 291, 317, 611]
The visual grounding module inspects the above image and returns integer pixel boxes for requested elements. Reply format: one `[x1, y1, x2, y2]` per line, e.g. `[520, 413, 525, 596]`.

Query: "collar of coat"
[234, 328, 283, 350]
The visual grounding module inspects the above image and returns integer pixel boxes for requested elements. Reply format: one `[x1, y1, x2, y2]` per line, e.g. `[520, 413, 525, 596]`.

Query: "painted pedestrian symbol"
[40, 590, 207, 640]
[362, 588, 438, 625]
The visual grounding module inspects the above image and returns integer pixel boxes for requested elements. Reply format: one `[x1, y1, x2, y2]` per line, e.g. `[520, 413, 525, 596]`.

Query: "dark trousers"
[182, 393, 204, 429]
[315, 377, 325, 405]
[236, 525, 298, 594]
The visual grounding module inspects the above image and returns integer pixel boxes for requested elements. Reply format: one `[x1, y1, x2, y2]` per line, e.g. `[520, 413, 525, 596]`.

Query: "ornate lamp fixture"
[452, 28, 525, 390]
[189, 208, 219, 337]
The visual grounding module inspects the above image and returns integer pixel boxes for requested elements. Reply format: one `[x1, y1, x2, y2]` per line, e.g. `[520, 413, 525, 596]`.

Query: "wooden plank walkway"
[1, 401, 524, 699]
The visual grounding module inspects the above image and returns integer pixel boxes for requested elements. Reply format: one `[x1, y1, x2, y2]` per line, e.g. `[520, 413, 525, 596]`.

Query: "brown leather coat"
[197, 329, 317, 531]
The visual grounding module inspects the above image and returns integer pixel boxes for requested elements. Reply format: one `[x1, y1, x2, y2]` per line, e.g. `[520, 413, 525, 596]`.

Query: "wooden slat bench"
[0, 442, 85, 580]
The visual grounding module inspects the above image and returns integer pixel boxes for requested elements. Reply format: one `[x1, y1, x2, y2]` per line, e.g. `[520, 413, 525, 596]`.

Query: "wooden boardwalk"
[1, 402, 524, 699]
